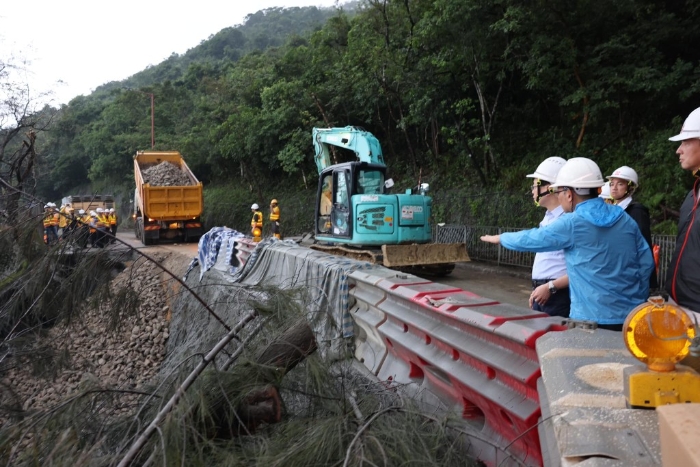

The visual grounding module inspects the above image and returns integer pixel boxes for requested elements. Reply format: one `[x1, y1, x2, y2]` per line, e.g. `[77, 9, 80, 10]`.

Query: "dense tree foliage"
[36, 1, 700, 233]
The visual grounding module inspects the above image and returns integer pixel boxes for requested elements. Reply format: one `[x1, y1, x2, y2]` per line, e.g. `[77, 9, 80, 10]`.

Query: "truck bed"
[134, 151, 203, 220]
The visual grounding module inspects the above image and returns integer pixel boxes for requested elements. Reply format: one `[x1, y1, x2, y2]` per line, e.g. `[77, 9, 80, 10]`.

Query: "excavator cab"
[315, 162, 389, 241]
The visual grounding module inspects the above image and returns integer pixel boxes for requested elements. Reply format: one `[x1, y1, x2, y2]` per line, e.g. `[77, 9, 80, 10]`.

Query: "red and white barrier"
[349, 269, 566, 466]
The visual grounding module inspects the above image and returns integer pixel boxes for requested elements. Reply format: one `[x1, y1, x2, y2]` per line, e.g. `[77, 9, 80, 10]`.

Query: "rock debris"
[142, 161, 192, 186]
[0, 253, 179, 425]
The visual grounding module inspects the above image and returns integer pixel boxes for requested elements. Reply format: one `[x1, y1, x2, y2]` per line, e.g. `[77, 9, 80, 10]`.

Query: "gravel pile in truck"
[142, 161, 192, 186]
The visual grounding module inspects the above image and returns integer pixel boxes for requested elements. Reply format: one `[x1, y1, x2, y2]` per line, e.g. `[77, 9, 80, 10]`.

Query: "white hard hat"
[526, 157, 567, 184]
[48, 202, 56, 207]
[96, 208, 103, 213]
[44, 204, 49, 208]
[669, 107, 700, 141]
[109, 208, 115, 212]
[606, 165, 639, 186]
[90, 211, 97, 216]
[599, 181, 611, 198]
[251, 203, 259, 210]
[550, 157, 604, 189]
[78, 209, 86, 215]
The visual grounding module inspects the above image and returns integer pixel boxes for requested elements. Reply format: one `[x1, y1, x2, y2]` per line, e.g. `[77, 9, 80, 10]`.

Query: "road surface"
[437, 262, 533, 308]
[116, 232, 532, 308]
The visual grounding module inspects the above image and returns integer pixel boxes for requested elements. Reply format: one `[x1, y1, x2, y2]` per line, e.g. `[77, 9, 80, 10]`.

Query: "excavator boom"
[313, 126, 385, 173]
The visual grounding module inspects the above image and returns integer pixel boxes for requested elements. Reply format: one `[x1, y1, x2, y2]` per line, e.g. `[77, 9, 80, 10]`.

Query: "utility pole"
[127, 89, 155, 148]
[148, 93, 155, 148]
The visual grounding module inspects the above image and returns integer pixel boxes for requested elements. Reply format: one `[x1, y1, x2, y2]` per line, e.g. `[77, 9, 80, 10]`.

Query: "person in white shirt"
[526, 157, 571, 318]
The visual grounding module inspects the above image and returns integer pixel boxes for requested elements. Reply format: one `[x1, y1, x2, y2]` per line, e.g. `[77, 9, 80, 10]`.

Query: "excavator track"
[309, 242, 468, 277]
[309, 244, 384, 264]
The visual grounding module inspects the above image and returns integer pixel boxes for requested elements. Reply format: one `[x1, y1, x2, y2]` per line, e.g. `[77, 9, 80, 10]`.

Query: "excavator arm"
[313, 126, 385, 174]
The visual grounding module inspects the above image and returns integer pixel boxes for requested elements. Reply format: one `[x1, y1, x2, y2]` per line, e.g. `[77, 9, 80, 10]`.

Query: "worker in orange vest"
[43, 203, 59, 245]
[108, 208, 118, 243]
[76, 209, 90, 247]
[58, 204, 68, 236]
[269, 199, 281, 239]
[250, 203, 263, 242]
[95, 208, 110, 246]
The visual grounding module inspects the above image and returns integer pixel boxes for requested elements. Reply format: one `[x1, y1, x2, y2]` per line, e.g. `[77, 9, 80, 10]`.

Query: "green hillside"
[19, 0, 700, 234]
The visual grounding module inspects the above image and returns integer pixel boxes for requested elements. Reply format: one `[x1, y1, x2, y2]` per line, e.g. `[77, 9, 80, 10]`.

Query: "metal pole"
[150, 93, 155, 148]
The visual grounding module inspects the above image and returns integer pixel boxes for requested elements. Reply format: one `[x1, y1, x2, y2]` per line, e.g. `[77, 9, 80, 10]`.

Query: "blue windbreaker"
[500, 197, 654, 324]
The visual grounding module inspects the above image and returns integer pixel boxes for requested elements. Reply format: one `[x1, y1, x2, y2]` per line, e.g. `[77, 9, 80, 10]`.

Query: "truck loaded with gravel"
[133, 150, 204, 245]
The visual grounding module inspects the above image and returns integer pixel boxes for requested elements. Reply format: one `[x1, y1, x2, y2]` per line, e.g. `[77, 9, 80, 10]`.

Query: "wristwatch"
[548, 281, 558, 294]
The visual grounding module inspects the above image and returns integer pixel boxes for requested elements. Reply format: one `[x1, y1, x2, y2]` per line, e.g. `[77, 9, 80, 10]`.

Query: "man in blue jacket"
[481, 157, 654, 331]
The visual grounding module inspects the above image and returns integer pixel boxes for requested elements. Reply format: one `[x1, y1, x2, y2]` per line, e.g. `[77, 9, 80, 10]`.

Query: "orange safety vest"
[269, 205, 280, 222]
[51, 212, 59, 227]
[43, 212, 54, 228]
[98, 214, 110, 228]
[251, 211, 263, 228]
[58, 207, 68, 228]
[109, 213, 117, 226]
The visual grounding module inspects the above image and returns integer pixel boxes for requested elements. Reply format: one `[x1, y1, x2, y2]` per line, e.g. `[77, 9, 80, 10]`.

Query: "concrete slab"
[536, 330, 661, 466]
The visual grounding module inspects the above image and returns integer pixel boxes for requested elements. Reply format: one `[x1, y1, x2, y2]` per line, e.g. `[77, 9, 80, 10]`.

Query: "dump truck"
[133, 150, 204, 245]
[61, 194, 114, 212]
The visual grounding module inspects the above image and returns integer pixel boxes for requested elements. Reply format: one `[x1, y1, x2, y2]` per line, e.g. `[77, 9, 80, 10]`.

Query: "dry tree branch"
[343, 406, 402, 467]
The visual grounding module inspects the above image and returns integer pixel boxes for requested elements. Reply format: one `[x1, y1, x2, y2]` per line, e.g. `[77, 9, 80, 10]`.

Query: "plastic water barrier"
[349, 269, 566, 467]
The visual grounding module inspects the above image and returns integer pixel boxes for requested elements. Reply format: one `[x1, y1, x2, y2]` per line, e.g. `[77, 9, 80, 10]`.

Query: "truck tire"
[142, 223, 153, 245]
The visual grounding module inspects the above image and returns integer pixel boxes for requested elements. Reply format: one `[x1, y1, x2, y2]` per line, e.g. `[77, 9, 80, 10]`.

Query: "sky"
[0, 0, 341, 106]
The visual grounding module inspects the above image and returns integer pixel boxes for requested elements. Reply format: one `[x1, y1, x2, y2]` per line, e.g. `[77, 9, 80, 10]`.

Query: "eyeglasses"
[548, 187, 569, 195]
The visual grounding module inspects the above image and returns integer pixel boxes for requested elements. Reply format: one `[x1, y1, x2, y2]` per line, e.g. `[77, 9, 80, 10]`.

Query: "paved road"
[117, 232, 532, 309]
[436, 262, 533, 308]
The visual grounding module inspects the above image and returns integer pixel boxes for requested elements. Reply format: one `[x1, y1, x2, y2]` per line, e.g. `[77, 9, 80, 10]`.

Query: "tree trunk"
[218, 319, 317, 437]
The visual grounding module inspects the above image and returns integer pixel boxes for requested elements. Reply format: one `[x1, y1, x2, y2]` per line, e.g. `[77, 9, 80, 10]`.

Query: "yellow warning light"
[623, 298, 700, 408]
[623, 297, 695, 372]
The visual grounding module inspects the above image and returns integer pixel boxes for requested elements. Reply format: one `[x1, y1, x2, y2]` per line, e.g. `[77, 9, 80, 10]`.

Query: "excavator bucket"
[381, 243, 470, 268]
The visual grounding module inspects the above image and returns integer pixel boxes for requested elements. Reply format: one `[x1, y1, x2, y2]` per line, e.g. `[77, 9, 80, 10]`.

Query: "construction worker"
[95, 208, 110, 247]
[606, 165, 658, 290]
[598, 181, 614, 204]
[64, 203, 76, 236]
[666, 107, 700, 316]
[269, 199, 281, 239]
[481, 157, 654, 331]
[109, 208, 118, 242]
[77, 209, 89, 247]
[525, 157, 571, 318]
[58, 204, 68, 237]
[319, 175, 333, 233]
[44, 203, 59, 246]
[43, 204, 55, 245]
[88, 211, 98, 247]
[250, 203, 263, 242]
